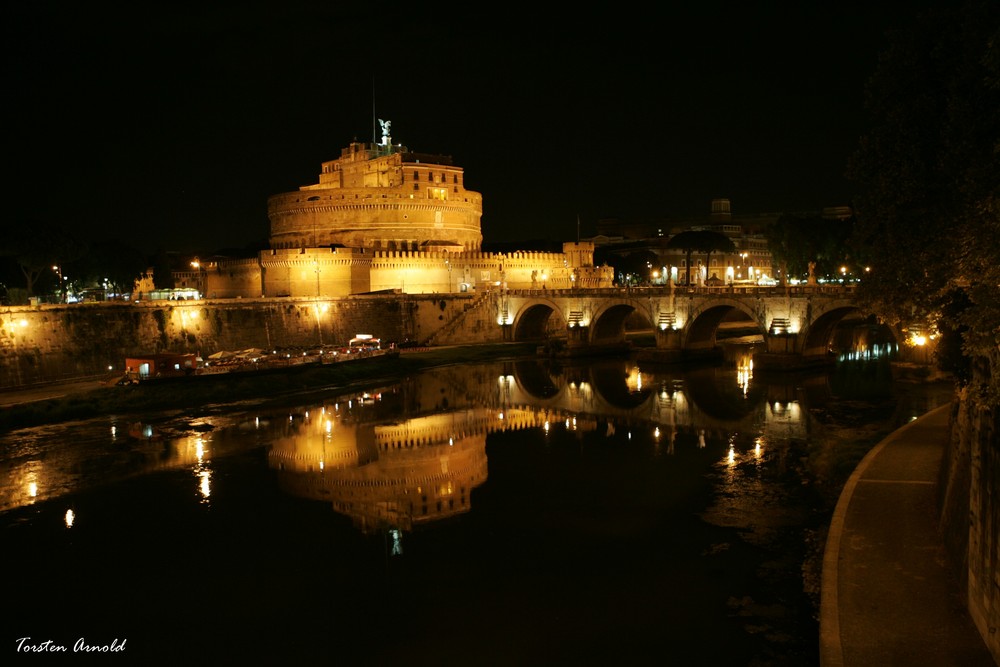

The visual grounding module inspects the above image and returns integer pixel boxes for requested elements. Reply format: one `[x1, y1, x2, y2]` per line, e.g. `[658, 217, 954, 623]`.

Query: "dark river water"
[2, 353, 953, 665]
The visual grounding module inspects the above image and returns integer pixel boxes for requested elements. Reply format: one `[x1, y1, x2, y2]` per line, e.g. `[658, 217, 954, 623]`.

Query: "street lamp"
[52, 265, 64, 303]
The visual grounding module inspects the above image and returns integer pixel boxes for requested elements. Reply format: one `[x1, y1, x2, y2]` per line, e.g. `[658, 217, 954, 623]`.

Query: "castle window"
[413, 171, 419, 180]
[414, 183, 419, 191]
[453, 174, 458, 184]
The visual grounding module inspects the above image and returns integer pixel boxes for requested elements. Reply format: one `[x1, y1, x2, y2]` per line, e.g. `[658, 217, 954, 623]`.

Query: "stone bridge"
[480, 284, 869, 369]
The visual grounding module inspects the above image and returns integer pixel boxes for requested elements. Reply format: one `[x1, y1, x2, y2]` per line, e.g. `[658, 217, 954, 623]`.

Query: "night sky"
[8, 2, 931, 254]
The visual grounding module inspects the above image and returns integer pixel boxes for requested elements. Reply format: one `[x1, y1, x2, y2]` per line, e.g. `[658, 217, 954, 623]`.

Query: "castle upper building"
[268, 133, 483, 252]
[198, 125, 612, 299]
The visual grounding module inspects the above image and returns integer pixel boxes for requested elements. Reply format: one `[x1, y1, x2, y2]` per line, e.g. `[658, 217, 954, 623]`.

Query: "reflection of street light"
[5, 312, 28, 384]
[313, 303, 328, 346]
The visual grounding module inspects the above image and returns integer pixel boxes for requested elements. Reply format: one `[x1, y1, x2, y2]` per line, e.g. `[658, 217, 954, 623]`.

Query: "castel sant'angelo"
[201, 121, 613, 298]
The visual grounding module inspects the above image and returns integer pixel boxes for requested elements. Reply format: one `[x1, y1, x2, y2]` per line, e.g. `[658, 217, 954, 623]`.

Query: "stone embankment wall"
[0, 293, 489, 388]
[939, 385, 999, 663]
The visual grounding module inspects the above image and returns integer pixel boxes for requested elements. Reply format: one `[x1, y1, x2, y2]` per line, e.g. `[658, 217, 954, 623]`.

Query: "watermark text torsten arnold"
[15, 637, 127, 653]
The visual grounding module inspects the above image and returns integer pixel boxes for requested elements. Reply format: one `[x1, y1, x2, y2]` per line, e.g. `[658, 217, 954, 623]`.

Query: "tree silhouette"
[666, 230, 736, 285]
[847, 0, 999, 395]
[1, 220, 81, 299]
[766, 214, 854, 283]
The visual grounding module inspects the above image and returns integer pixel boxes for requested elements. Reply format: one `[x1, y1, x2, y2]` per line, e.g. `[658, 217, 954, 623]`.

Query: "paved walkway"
[0, 378, 109, 408]
[820, 403, 997, 666]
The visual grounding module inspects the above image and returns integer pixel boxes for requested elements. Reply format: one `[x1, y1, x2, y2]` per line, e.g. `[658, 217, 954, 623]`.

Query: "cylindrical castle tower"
[267, 141, 483, 252]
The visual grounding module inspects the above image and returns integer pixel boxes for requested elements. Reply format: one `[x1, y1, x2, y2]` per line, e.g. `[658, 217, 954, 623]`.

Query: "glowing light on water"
[191, 436, 212, 503]
[198, 470, 211, 499]
[737, 355, 753, 396]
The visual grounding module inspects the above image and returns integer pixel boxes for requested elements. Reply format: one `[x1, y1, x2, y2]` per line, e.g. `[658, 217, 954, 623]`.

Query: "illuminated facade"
[269, 140, 483, 252]
[200, 127, 614, 298]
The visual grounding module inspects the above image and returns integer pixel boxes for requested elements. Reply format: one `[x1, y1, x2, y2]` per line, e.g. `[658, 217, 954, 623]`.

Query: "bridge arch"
[511, 299, 567, 341]
[491, 287, 879, 368]
[683, 299, 763, 351]
[798, 302, 897, 359]
[589, 302, 650, 344]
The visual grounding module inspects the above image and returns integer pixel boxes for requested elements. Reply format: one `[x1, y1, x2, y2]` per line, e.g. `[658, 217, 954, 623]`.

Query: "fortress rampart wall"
[0, 294, 484, 388]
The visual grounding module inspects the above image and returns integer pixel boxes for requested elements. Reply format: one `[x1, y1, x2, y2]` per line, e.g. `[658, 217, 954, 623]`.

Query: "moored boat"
[122, 336, 399, 384]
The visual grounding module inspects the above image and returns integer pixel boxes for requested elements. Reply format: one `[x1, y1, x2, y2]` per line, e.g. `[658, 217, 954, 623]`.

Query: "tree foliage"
[766, 214, 854, 282]
[666, 230, 736, 285]
[847, 0, 999, 399]
[0, 219, 83, 298]
[607, 249, 659, 286]
[77, 239, 150, 298]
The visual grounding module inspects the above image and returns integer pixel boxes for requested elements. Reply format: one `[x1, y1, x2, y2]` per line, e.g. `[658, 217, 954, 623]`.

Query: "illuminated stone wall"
[368, 249, 612, 293]
[203, 257, 264, 298]
[201, 245, 614, 299]
[0, 294, 502, 387]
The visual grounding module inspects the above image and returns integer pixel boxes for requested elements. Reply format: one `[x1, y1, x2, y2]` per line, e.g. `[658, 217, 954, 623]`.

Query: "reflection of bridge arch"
[0, 358, 820, 519]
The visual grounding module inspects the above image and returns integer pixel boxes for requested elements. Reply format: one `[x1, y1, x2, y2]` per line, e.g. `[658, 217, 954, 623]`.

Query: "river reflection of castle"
[0, 358, 811, 520]
[265, 358, 809, 534]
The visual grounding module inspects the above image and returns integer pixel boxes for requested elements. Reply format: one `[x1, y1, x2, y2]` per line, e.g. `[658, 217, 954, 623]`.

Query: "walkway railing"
[501, 284, 858, 298]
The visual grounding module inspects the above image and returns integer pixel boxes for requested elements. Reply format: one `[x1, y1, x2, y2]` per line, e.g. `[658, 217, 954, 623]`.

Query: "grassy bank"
[0, 343, 539, 431]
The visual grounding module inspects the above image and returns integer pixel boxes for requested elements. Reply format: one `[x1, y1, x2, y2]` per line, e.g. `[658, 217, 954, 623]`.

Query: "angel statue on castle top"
[379, 119, 391, 146]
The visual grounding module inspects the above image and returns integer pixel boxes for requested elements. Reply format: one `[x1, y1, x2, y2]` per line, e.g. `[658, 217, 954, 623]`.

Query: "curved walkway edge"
[819, 403, 997, 666]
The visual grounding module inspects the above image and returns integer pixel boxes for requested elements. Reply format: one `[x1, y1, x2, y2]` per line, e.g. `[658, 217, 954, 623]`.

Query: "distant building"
[594, 198, 852, 286]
